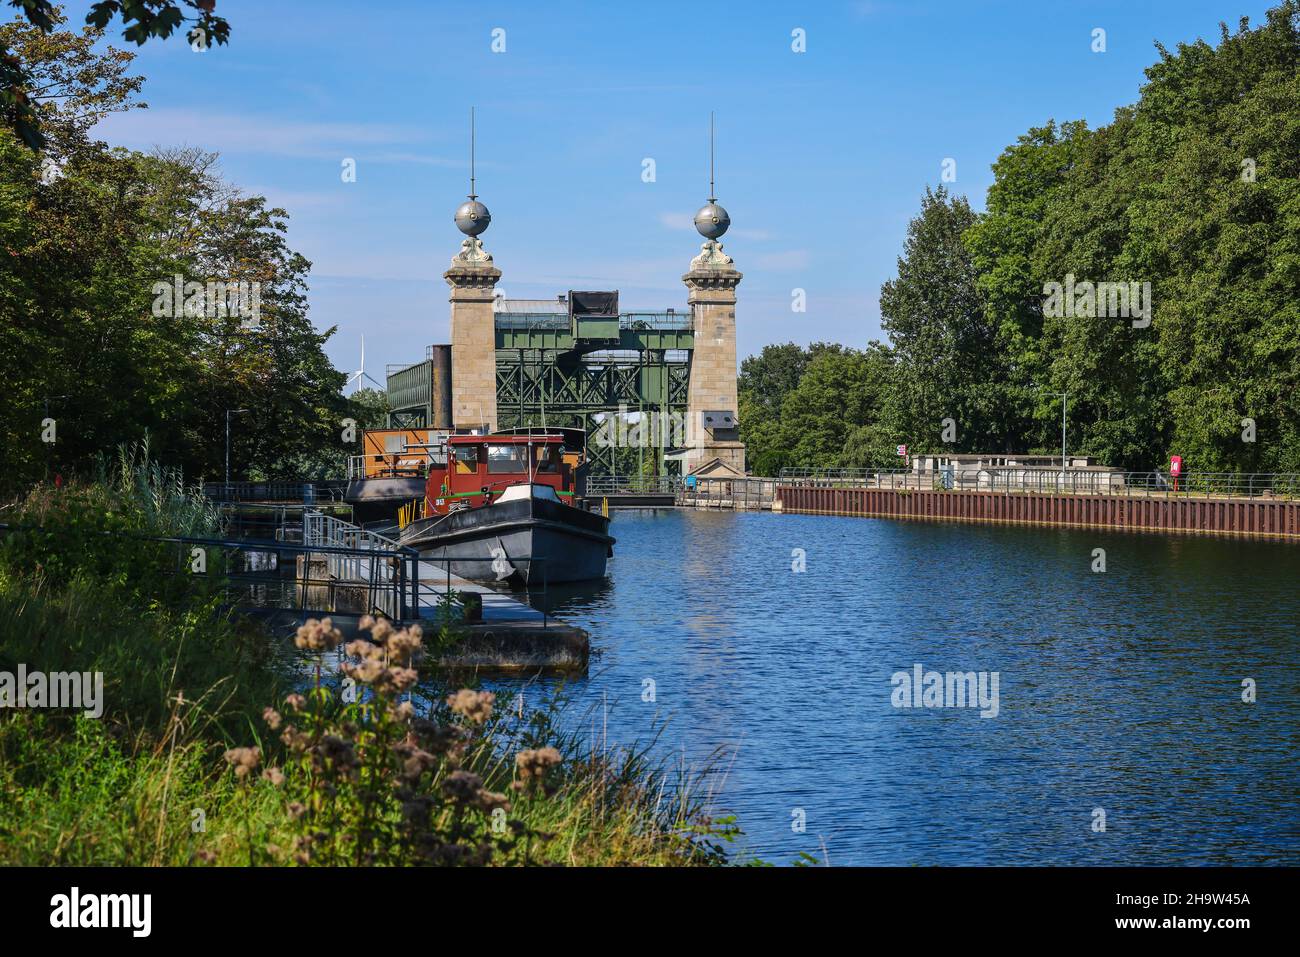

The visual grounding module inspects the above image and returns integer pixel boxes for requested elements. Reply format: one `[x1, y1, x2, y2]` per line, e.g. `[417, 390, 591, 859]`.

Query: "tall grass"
[0, 448, 747, 866]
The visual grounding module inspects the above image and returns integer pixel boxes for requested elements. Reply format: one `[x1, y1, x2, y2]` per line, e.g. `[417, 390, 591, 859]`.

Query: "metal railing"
[494, 312, 692, 331]
[584, 474, 683, 496]
[0, 521, 421, 620]
[346, 453, 434, 481]
[203, 481, 347, 504]
[302, 511, 420, 619]
[680, 476, 778, 509]
[777, 467, 1300, 500]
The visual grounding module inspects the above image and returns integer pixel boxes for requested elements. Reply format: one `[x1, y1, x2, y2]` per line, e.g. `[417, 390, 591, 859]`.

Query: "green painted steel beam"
[494, 328, 693, 351]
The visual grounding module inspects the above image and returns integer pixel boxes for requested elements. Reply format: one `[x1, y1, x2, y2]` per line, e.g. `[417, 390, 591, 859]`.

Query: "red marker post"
[1170, 455, 1183, 493]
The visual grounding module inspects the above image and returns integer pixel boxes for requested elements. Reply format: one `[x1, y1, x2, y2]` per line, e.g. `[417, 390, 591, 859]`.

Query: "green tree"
[879, 186, 1004, 455]
[0, 17, 351, 491]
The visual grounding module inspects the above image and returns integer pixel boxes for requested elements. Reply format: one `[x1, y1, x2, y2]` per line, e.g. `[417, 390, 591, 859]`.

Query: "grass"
[0, 448, 745, 866]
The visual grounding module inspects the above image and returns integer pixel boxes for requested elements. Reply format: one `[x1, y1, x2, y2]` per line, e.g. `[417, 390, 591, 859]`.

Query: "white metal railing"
[776, 467, 1300, 499]
[302, 511, 417, 619]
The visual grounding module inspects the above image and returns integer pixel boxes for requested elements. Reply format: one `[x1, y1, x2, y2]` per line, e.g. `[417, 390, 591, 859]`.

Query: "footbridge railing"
[584, 475, 683, 497]
[302, 512, 420, 619]
[777, 467, 1300, 500]
[0, 521, 422, 621]
[203, 481, 349, 504]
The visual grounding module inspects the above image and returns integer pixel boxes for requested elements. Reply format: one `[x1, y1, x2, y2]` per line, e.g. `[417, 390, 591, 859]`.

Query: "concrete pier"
[415, 561, 588, 673]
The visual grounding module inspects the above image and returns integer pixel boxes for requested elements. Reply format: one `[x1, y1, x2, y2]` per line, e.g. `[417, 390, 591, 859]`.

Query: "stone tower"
[680, 122, 745, 475]
[445, 114, 499, 434]
[445, 237, 499, 433]
[682, 241, 744, 474]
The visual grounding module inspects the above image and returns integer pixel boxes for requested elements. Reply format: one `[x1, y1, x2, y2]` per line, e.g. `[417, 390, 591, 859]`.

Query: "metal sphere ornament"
[693, 201, 730, 240]
[455, 199, 491, 237]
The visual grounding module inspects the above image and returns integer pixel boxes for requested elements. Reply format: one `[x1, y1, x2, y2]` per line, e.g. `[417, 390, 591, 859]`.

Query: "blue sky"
[87, 0, 1277, 380]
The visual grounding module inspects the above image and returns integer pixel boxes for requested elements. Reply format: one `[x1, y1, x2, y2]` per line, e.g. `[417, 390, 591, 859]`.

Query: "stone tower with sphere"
[445, 109, 500, 433]
[415, 112, 744, 478]
[680, 115, 745, 475]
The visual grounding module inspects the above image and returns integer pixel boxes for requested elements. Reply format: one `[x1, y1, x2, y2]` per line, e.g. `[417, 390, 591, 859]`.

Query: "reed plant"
[0, 448, 745, 866]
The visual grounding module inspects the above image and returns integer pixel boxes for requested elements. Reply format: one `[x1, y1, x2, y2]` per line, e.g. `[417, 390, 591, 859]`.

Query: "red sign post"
[1170, 455, 1183, 492]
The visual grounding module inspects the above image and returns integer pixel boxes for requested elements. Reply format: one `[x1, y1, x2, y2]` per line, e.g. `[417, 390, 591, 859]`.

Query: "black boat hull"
[399, 494, 614, 585]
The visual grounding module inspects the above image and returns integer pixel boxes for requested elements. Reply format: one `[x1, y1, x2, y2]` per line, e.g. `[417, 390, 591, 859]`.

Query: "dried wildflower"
[514, 747, 561, 790]
[287, 801, 307, 821]
[284, 693, 306, 712]
[345, 638, 382, 660]
[397, 746, 438, 782]
[368, 617, 394, 643]
[223, 746, 261, 779]
[447, 689, 495, 724]
[342, 657, 385, 687]
[262, 766, 285, 786]
[388, 700, 415, 723]
[262, 707, 282, 731]
[320, 735, 357, 769]
[442, 769, 484, 802]
[196, 849, 217, 863]
[294, 617, 342, 652]
[473, 789, 511, 815]
[390, 667, 419, 692]
[280, 725, 310, 752]
[387, 626, 423, 667]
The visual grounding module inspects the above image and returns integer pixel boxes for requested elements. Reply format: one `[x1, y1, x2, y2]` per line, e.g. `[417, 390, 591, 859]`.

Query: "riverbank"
[0, 458, 742, 866]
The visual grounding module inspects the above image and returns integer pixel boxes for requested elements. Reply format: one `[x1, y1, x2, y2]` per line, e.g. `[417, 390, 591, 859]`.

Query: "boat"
[343, 427, 442, 524]
[398, 433, 614, 585]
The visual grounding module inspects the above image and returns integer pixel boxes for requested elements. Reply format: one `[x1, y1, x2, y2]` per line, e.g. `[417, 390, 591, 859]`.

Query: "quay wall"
[776, 486, 1300, 540]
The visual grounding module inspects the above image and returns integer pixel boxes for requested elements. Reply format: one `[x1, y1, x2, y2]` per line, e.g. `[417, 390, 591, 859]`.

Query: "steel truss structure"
[494, 311, 693, 476]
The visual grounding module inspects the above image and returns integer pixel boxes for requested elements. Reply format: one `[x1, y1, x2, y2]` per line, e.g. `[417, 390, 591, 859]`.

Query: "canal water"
[485, 509, 1300, 866]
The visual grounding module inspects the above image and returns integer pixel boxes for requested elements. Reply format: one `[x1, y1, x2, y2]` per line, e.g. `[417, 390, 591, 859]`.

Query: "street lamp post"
[225, 408, 249, 489]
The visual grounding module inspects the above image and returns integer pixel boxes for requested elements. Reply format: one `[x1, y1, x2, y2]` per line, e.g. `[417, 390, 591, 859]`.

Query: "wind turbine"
[348, 335, 382, 393]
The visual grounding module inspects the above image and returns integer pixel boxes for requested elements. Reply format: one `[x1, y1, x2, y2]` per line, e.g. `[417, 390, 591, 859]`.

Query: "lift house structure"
[379, 160, 746, 483]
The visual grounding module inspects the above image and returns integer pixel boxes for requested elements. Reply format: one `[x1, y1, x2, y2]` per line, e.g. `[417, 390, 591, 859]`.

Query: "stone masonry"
[682, 240, 745, 474]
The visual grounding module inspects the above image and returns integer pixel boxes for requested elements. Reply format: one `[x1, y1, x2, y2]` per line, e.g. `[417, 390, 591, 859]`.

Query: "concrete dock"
[413, 560, 589, 673]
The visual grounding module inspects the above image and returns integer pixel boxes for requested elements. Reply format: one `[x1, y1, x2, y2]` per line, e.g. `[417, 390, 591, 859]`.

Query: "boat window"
[533, 445, 560, 472]
[453, 445, 479, 474]
[487, 444, 528, 473]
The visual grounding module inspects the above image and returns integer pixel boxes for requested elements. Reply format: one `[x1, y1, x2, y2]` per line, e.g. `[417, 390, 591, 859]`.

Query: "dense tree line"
[0, 13, 361, 493]
[742, 3, 1300, 476]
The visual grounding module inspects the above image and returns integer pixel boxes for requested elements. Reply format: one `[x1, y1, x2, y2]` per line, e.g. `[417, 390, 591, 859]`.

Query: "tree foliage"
[3, 1, 229, 149]
[0, 16, 354, 492]
[741, 3, 1300, 476]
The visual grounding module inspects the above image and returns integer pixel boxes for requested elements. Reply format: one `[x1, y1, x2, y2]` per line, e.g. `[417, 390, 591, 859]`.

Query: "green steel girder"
[495, 348, 690, 478]
[494, 327, 693, 352]
[496, 351, 689, 414]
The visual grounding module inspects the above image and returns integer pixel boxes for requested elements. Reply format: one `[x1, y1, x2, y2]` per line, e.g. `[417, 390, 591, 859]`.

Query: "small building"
[909, 453, 1126, 493]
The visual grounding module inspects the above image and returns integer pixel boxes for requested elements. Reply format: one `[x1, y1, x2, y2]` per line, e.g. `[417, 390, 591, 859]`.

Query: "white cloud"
[93, 108, 450, 162]
[658, 211, 695, 231]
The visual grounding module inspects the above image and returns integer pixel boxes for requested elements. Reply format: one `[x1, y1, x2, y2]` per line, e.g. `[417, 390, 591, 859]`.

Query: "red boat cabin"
[424, 434, 574, 515]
